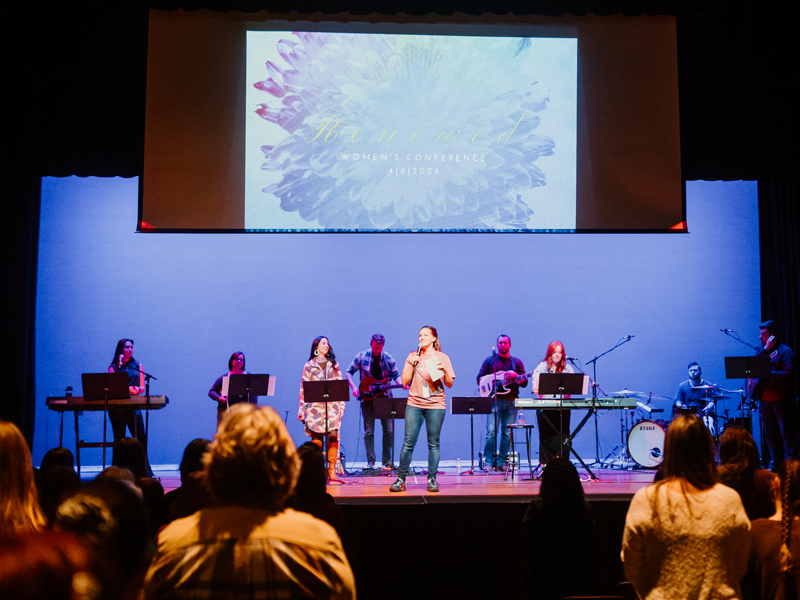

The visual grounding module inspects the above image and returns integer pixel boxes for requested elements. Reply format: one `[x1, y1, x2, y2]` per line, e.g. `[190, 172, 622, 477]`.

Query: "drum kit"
[602, 386, 751, 469]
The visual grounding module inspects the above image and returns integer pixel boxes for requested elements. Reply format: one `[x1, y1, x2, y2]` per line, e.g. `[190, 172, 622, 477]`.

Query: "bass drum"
[628, 420, 667, 468]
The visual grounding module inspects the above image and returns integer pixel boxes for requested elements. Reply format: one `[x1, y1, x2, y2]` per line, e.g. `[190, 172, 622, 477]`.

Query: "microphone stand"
[126, 364, 158, 474]
[586, 336, 633, 465]
[721, 329, 760, 352]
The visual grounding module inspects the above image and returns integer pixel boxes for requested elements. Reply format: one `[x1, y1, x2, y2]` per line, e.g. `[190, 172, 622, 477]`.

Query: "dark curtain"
[759, 173, 800, 362]
[3, 2, 798, 444]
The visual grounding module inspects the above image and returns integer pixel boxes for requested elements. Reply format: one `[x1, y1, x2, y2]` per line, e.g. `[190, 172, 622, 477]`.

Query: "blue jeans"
[397, 405, 445, 478]
[482, 398, 516, 466]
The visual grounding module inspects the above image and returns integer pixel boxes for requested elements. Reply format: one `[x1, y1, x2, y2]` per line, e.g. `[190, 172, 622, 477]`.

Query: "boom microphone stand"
[585, 335, 634, 464]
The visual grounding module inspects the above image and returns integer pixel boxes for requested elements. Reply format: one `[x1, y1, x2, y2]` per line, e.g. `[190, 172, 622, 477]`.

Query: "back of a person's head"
[0, 420, 46, 535]
[169, 472, 214, 522]
[204, 404, 300, 511]
[37, 465, 81, 525]
[293, 442, 327, 505]
[662, 414, 717, 490]
[40, 447, 75, 472]
[179, 438, 211, 481]
[53, 479, 150, 590]
[111, 438, 147, 480]
[539, 458, 585, 510]
[718, 426, 760, 469]
[0, 530, 107, 600]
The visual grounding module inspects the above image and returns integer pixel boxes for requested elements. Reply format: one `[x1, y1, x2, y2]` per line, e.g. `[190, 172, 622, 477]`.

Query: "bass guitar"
[359, 376, 404, 400]
[478, 371, 534, 397]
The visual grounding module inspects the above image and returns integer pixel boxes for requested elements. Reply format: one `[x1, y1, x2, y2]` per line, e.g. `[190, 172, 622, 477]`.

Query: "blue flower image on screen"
[245, 31, 577, 231]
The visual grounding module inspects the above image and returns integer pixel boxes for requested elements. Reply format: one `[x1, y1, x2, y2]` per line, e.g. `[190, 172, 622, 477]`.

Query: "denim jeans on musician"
[482, 398, 517, 466]
[361, 400, 394, 466]
[397, 405, 445, 478]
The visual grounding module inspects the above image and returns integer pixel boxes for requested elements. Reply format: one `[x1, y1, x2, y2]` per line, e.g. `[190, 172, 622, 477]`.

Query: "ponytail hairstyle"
[778, 459, 800, 576]
[421, 326, 440, 351]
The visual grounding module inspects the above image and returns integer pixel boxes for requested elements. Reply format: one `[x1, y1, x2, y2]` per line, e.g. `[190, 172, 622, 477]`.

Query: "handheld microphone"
[118, 354, 123, 368]
[413, 344, 422, 367]
[492, 347, 497, 355]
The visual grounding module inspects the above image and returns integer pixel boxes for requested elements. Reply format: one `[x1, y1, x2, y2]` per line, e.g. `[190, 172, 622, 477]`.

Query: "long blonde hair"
[0, 421, 46, 534]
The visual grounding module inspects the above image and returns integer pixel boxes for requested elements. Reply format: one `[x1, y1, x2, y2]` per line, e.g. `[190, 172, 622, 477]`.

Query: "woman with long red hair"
[532, 341, 574, 466]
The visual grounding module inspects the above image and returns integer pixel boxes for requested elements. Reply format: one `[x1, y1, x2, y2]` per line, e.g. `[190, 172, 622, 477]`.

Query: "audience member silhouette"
[291, 441, 356, 568]
[622, 413, 751, 599]
[53, 479, 152, 600]
[718, 425, 777, 520]
[154, 438, 213, 531]
[522, 458, 600, 599]
[144, 403, 355, 600]
[743, 459, 800, 599]
[112, 436, 164, 535]
[40, 446, 76, 471]
[0, 530, 106, 600]
[0, 420, 46, 535]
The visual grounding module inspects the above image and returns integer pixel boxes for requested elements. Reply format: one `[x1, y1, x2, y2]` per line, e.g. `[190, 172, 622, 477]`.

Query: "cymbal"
[690, 385, 716, 390]
[643, 393, 672, 401]
[611, 390, 646, 396]
[709, 395, 732, 400]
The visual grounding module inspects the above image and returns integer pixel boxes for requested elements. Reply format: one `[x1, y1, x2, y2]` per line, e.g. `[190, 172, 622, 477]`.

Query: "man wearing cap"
[751, 320, 796, 469]
[345, 334, 405, 471]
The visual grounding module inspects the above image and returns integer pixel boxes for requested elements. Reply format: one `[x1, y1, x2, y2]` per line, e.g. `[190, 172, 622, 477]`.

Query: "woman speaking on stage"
[532, 340, 574, 466]
[390, 326, 455, 493]
[298, 336, 344, 481]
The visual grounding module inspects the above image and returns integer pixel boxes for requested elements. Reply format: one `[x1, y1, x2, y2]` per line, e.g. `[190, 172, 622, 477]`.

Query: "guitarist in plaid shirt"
[345, 334, 406, 471]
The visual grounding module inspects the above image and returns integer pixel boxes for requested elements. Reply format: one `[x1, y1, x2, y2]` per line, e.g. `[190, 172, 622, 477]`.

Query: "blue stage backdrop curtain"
[33, 177, 760, 467]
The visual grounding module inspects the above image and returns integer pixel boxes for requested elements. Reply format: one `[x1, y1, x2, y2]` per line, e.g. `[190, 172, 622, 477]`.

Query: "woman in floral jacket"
[298, 336, 345, 480]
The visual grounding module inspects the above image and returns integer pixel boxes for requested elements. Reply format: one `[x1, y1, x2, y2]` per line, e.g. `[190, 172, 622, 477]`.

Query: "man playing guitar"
[346, 334, 406, 471]
[749, 320, 796, 470]
[476, 335, 528, 472]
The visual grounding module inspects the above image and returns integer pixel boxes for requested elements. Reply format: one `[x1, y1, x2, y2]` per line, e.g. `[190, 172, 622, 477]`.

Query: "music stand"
[303, 380, 350, 483]
[227, 374, 273, 413]
[725, 355, 771, 459]
[373, 396, 408, 473]
[451, 397, 493, 475]
[82, 372, 130, 469]
[538, 373, 597, 479]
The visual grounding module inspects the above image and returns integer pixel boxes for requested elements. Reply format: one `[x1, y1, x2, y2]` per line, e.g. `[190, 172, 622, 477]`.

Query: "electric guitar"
[478, 371, 534, 397]
[359, 376, 404, 400]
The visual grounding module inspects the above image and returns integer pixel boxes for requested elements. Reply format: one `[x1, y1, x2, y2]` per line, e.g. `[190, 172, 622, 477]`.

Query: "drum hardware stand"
[602, 407, 634, 469]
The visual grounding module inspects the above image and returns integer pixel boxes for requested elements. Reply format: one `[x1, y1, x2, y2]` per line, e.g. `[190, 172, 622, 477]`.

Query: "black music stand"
[373, 396, 408, 473]
[227, 373, 273, 414]
[725, 355, 771, 460]
[82, 372, 130, 469]
[303, 380, 350, 483]
[452, 397, 493, 475]
[538, 373, 597, 479]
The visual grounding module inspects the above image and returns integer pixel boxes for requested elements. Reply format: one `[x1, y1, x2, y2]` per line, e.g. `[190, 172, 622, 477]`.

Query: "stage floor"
[326, 465, 655, 504]
[143, 461, 656, 504]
